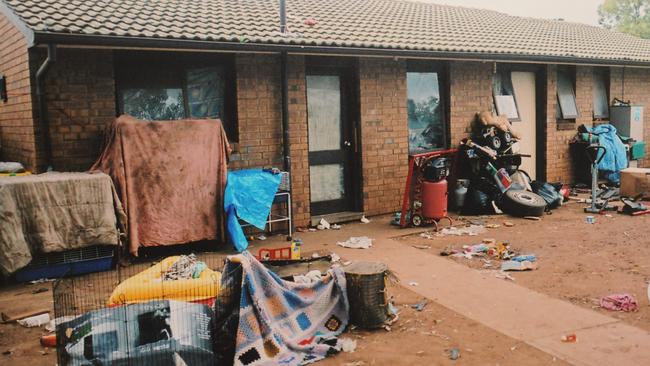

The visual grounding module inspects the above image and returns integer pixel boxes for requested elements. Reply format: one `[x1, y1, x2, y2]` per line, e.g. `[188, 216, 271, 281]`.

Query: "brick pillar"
[448, 61, 493, 145]
[287, 55, 310, 227]
[358, 57, 409, 216]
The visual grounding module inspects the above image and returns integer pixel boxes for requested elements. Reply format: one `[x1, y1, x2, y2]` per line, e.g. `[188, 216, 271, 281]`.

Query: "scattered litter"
[412, 245, 431, 250]
[510, 345, 517, 351]
[293, 270, 323, 285]
[501, 260, 537, 271]
[600, 294, 638, 312]
[503, 221, 515, 227]
[2, 350, 12, 356]
[409, 282, 419, 286]
[360, 215, 370, 224]
[511, 254, 537, 262]
[45, 315, 77, 332]
[308, 228, 317, 232]
[317, 218, 331, 230]
[524, 216, 542, 221]
[330, 253, 341, 263]
[29, 278, 54, 284]
[585, 215, 596, 224]
[331, 224, 342, 230]
[440, 247, 455, 256]
[40, 333, 57, 347]
[486, 223, 501, 228]
[561, 334, 577, 343]
[411, 300, 428, 311]
[337, 236, 373, 249]
[338, 338, 357, 353]
[303, 18, 318, 26]
[256, 234, 267, 241]
[387, 302, 399, 316]
[448, 347, 461, 360]
[416, 351, 425, 356]
[430, 330, 450, 340]
[436, 225, 486, 237]
[420, 232, 435, 239]
[17, 312, 50, 328]
[494, 271, 516, 281]
[32, 287, 49, 294]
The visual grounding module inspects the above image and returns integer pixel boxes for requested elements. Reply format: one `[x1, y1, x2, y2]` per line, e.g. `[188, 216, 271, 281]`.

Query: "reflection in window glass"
[407, 72, 444, 154]
[122, 88, 185, 121]
[557, 70, 579, 119]
[186, 67, 225, 119]
[592, 71, 609, 119]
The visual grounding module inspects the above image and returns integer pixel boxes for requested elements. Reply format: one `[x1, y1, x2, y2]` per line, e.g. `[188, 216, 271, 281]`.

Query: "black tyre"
[499, 189, 546, 217]
[411, 214, 423, 227]
[488, 135, 502, 150]
[500, 131, 513, 144]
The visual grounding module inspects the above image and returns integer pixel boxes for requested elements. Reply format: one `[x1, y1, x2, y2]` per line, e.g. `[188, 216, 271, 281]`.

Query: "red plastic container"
[421, 179, 448, 219]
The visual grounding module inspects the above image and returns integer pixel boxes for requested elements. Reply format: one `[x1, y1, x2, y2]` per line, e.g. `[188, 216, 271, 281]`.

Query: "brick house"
[1, 0, 650, 227]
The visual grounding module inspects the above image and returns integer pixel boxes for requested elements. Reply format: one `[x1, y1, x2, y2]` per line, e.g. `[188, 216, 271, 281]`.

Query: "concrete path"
[341, 243, 650, 366]
[281, 220, 650, 365]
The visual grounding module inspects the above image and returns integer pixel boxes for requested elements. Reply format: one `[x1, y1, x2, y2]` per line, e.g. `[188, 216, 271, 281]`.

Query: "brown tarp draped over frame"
[91, 115, 230, 255]
[0, 172, 124, 275]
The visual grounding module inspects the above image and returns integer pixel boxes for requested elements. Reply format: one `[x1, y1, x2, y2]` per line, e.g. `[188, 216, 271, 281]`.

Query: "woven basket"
[344, 261, 389, 329]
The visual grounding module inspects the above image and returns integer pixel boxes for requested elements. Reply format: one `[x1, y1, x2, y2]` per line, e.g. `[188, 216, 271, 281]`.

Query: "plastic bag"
[531, 182, 562, 209]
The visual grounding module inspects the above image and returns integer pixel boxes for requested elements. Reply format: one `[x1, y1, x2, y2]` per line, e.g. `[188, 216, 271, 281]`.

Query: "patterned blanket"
[227, 251, 349, 366]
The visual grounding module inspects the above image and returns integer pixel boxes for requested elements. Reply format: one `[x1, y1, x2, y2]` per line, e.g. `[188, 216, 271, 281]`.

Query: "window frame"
[114, 51, 238, 142]
[556, 67, 579, 120]
[592, 67, 610, 120]
[405, 60, 450, 153]
[492, 68, 521, 122]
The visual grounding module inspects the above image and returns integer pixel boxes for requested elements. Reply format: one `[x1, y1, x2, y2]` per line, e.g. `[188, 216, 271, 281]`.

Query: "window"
[492, 69, 520, 121]
[593, 68, 610, 119]
[116, 52, 237, 141]
[406, 62, 447, 154]
[556, 68, 579, 120]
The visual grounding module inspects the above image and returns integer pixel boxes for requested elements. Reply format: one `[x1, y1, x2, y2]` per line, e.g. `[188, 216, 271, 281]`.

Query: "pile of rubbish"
[453, 112, 568, 218]
[441, 239, 538, 272]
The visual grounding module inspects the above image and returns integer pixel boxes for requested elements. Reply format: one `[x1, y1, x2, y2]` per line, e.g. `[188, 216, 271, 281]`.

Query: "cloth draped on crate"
[223, 251, 349, 366]
[588, 124, 628, 183]
[91, 115, 230, 255]
[0, 172, 126, 275]
[224, 169, 282, 252]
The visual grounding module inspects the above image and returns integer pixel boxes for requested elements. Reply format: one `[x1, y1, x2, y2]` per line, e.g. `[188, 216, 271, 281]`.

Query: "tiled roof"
[4, 0, 650, 65]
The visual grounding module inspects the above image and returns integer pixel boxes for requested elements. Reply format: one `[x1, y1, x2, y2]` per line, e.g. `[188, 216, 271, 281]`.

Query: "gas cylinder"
[421, 179, 448, 219]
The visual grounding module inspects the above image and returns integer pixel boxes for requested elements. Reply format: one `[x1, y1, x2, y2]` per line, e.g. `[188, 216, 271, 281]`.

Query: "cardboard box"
[620, 168, 650, 198]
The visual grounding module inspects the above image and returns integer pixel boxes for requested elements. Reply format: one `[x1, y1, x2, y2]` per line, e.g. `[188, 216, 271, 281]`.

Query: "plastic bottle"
[291, 238, 302, 260]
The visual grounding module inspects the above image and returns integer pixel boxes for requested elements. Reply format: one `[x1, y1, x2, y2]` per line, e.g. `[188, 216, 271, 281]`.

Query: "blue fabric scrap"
[224, 169, 282, 252]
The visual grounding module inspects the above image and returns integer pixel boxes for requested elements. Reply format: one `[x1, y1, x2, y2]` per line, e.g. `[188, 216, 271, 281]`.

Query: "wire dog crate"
[52, 253, 241, 366]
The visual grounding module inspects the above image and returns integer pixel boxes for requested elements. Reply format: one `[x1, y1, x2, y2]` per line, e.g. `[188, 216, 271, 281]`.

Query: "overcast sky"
[419, 0, 604, 26]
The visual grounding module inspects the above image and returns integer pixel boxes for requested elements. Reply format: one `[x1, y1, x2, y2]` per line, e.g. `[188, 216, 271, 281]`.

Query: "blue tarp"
[588, 124, 628, 183]
[224, 169, 282, 252]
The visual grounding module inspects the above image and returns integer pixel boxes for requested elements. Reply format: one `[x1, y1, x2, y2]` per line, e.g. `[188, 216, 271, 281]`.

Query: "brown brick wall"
[358, 58, 409, 216]
[0, 14, 37, 170]
[286, 55, 310, 226]
[449, 61, 494, 145]
[230, 53, 283, 170]
[610, 67, 650, 167]
[32, 48, 116, 171]
[544, 65, 594, 182]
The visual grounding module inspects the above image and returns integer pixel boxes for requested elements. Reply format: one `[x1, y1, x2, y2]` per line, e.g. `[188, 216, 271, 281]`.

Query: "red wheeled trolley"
[399, 149, 458, 229]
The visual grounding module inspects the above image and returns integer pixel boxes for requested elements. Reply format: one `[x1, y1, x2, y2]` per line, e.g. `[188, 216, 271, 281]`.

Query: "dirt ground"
[399, 195, 650, 332]
[1, 197, 648, 365]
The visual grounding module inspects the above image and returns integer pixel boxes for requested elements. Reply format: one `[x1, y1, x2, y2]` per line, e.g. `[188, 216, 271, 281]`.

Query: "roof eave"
[32, 32, 650, 68]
